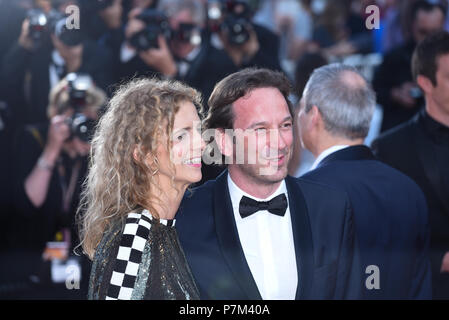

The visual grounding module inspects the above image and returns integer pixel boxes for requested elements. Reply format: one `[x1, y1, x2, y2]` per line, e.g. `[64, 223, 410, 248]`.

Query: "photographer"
[2, 74, 106, 298]
[118, 0, 235, 100]
[0, 2, 114, 125]
[206, 0, 282, 71]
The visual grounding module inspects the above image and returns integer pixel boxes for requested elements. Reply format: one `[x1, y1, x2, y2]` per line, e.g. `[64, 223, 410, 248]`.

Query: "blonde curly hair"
[77, 77, 202, 259]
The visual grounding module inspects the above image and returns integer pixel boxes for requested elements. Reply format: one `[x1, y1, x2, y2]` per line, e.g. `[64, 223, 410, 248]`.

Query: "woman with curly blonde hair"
[78, 78, 205, 300]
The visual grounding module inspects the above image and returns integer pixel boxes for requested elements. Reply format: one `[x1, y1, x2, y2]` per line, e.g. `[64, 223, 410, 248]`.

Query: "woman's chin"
[176, 171, 202, 187]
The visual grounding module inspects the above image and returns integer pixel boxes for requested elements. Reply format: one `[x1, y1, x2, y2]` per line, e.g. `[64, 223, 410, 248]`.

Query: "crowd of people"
[0, 0, 447, 300]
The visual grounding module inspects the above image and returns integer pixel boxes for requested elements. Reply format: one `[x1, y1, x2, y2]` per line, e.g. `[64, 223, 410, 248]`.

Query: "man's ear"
[214, 128, 233, 158]
[416, 75, 433, 95]
[310, 105, 323, 128]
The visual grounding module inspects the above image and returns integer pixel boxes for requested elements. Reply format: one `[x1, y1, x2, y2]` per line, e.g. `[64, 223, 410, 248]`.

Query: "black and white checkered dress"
[88, 209, 199, 300]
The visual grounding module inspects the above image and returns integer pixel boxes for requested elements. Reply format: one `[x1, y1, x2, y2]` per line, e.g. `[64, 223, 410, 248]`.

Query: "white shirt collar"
[310, 145, 350, 171]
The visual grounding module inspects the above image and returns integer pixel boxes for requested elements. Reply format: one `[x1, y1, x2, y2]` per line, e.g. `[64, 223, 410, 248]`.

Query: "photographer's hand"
[18, 19, 34, 51]
[391, 82, 417, 109]
[45, 115, 70, 164]
[139, 35, 177, 77]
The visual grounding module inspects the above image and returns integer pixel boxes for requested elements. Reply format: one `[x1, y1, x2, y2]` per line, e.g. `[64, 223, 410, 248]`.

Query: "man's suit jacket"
[176, 170, 363, 300]
[372, 111, 449, 299]
[301, 145, 432, 299]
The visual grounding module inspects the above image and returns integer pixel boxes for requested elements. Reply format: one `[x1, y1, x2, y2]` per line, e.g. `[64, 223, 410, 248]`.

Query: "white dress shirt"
[309, 145, 350, 171]
[227, 174, 298, 300]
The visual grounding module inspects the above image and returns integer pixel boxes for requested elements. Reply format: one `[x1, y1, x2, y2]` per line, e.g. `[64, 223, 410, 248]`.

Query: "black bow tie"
[239, 194, 288, 218]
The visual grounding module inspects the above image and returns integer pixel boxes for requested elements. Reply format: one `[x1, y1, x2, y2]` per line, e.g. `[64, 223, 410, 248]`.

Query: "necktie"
[239, 194, 288, 218]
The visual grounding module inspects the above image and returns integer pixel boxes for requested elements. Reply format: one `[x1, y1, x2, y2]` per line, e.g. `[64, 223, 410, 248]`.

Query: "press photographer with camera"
[3, 74, 106, 298]
[118, 0, 234, 101]
[206, 0, 282, 71]
[0, 1, 114, 125]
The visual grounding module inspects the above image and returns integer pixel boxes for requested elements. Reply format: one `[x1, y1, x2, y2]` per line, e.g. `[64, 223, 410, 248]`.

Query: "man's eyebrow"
[173, 126, 192, 134]
[246, 116, 293, 129]
[247, 121, 268, 129]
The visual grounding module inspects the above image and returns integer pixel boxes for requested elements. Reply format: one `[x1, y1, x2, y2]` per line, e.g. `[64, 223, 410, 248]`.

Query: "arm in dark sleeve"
[372, 54, 396, 111]
[12, 126, 61, 219]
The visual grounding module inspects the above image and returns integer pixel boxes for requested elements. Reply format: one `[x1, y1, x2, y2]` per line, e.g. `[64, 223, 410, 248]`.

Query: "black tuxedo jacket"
[301, 145, 432, 299]
[176, 170, 363, 300]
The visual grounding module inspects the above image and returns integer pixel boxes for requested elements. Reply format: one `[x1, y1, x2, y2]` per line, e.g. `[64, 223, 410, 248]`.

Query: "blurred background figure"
[0, 0, 114, 127]
[0, 73, 106, 299]
[373, 0, 447, 132]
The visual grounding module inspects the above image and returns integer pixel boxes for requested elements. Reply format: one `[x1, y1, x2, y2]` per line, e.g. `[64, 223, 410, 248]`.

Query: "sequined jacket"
[88, 209, 200, 300]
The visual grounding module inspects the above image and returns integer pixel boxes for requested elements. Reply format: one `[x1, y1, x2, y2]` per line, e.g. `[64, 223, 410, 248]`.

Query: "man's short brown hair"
[204, 68, 293, 131]
[412, 30, 449, 86]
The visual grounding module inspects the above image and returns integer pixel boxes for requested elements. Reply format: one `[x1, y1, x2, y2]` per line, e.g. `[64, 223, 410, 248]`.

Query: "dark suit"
[301, 145, 432, 299]
[373, 110, 449, 299]
[176, 170, 363, 299]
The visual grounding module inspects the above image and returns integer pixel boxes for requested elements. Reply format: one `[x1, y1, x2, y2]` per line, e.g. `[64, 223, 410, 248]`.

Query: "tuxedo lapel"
[213, 171, 262, 300]
[285, 176, 314, 299]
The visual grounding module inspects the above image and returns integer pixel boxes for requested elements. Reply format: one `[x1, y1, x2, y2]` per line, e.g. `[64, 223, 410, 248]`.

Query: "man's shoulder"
[179, 179, 216, 210]
[287, 175, 350, 209]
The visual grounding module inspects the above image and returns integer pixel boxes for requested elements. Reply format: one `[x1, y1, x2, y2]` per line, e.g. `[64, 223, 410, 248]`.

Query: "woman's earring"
[151, 157, 159, 176]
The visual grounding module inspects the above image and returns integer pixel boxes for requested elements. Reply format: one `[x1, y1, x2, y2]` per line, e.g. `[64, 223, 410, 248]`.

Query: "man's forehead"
[232, 87, 290, 126]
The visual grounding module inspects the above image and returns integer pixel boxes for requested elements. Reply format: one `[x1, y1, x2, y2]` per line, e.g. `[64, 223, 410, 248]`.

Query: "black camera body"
[27, 8, 83, 48]
[65, 73, 97, 142]
[208, 0, 252, 45]
[27, 9, 49, 45]
[129, 9, 171, 51]
[172, 23, 202, 46]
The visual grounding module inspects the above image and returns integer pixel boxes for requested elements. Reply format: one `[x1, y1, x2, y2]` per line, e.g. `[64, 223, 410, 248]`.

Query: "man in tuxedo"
[176, 68, 363, 300]
[298, 63, 432, 299]
[373, 31, 449, 299]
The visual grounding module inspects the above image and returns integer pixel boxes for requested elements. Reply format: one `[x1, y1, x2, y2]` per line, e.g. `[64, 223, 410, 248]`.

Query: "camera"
[53, 16, 84, 47]
[207, 0, 252, 45]
[27, 9, 49, 45]
[65, 73, 97, 142]
[27, 8, 83, 48]
[129, 9, 171, 51]
[172, 23, 202, 46]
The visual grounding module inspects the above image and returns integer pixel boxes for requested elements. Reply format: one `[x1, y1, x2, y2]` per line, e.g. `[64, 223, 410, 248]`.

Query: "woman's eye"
[176, 133, 186, 141]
